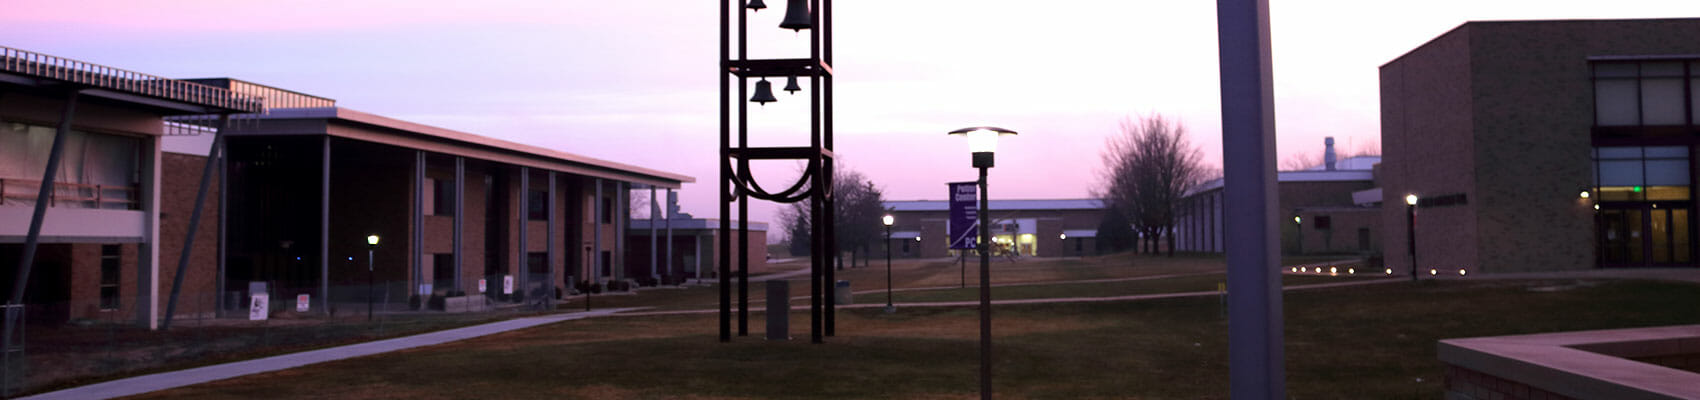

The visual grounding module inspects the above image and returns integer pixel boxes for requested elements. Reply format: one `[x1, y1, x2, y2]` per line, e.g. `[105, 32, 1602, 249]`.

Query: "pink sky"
[4, 0, 1696, 241]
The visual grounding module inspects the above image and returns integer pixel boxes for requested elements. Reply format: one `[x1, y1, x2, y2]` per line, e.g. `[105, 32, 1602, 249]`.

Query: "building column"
[518, 167, 529, 300]
[665, 189, 674, 280]
[141, 135, 162, 328]
[216, 130, 228, 316]
[412, 151, 424, 297]
[546, 171, 557, 305]
[650, 186, 658, 280]
[593, 178, 603, 283]
[318, 136, 330, 315]
[454, 156, 464, 291]
[616, 182, 627, 281]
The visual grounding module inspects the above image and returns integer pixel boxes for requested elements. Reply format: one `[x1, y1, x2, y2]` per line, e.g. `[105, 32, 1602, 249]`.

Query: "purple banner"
[948, 181, 978, 249]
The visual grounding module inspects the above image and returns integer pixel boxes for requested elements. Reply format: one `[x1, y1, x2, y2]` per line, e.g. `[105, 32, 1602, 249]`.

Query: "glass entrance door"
[1599, 205, 1691, 266]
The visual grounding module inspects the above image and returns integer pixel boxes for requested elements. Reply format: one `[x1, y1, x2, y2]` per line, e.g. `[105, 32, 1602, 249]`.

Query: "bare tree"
[777, 166, 887, 268]
[1096, 114, 1210, 257]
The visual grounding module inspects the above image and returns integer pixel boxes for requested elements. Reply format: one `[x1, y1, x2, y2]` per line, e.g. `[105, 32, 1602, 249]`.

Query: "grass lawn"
[133, 278, 1700, 399]
[849, 273, 1376, 304]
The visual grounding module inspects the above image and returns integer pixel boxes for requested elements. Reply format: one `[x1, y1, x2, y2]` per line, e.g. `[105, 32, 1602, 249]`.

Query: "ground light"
[1459, 269, 1467, 276]
[1430, 269, 1438, 275]
[1348, 268, 1355, 274]
[950, 126, 1016, 400]
[1385, 268, 1393, 275]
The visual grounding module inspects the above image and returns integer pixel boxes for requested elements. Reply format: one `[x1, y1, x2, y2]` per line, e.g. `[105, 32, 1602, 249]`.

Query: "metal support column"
[616, 182, 627, 281]
[163, 114, 230, 329]
[1218, 0, 1285, 397]
[454, 157, 465, 291]
[650, 186, 658, 281]
[319, 136, 331, 315]
[217, 131, 229, 317]
[594, 178, 603, 284]
[6, 90, 78, 352]
[518, 167, 530, 302]
[413, 151, 424, 300]
[717, 0, 732, 343]
[547, 171, 557, 308]
[665, 189, 674, 280]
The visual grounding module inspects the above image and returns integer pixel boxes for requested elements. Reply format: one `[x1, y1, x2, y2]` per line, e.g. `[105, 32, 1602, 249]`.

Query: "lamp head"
[1405, 194, 1419, 206]
[1059, 233, 1067, 240]
[367, 234, 380, 246]
[949, 126, 1017, 168]
[882, 214, 894, 226]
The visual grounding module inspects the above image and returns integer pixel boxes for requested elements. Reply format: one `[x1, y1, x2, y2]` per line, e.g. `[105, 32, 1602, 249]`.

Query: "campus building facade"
[1381, 18, 1700, 273]
[2, 48, 703, 326]
[1175, 141, 1383, 256]
[882, 199, 1104, 258]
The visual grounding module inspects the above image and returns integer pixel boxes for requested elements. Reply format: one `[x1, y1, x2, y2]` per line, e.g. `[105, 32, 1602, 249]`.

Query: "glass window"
[527, 190, 547, 221]
[431, 179, 455, 216]
[1593, 60, 1699, 129]
[1595, 146, 1692, 202]
[100, 244, 121, 310]
[1595, 79, 1639, 126]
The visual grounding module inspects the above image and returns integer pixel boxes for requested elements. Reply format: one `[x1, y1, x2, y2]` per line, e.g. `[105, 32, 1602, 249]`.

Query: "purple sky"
[4, 1, 1695, 241]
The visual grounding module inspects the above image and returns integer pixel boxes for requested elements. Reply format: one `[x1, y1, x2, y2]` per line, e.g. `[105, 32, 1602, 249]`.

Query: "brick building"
[626, 192, 769, 282]
[1381, 18, 1700, 273]
[881, 199, 1104, 258]
[1174, 140, 1383, 256]
[2, 47, 698, 327]
[1, 46, 260, 327]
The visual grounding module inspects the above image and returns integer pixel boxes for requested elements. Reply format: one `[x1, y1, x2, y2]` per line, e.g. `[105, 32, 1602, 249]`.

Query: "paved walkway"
[19, 308, 640, 400]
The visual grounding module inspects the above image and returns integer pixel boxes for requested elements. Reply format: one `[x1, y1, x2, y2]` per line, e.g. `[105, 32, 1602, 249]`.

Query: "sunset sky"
[4, 1, 1696, 240]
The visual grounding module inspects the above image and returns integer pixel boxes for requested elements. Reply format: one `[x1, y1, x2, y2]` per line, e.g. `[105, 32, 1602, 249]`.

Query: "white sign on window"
[296, 294, 310, 312]
[249, 295, 269, 321]
[479, 279, 488, 293]
[503, 275, 514, 295]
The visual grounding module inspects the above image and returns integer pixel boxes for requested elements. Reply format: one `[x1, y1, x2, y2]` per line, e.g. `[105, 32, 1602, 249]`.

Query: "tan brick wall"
[1445, 365, 1576, 400]
[1381, 24, 1480, 273]
[156, 152, 221, 317]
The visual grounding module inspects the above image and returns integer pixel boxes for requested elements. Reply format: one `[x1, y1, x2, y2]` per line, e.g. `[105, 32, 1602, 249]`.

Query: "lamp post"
[366, 234, 379, 321]
[1292, 214, 1302, 255]
[1405, 194, 1418, 282]
[883, 214, 895, 313]
[950, 126, 1016, 400]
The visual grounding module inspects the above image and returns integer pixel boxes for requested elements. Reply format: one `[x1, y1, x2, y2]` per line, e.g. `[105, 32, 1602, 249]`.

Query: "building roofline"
[235, 107, 695, 188]
[1381, 18, 1700, 69]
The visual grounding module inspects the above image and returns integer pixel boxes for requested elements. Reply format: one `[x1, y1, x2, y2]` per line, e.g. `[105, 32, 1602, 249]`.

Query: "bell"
[750, 79, 777, 105]
[745, 0, 766, 11]
[783, 75, 801, 94]
[778, 0, 811, 31]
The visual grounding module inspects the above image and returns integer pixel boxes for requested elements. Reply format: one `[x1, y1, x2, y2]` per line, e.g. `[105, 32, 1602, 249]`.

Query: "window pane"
[1645, 146, 1689, 158]
[1643, 61, 1684, 77]
[1646, 186, 1691, 201]
[1596, 79, 1640, 126]
[1597, 186, 1640, 202]
[1596, 146, 1643, 159]
[1594, 62, 1638, 78]
[1642, 78, 1686, 125]
[1598, 160, 1643, 186]
[1646, 160, 1690, 186]
[1653, 209, 1671, 263]
[1675, 209, 1691, 263]
[1692, 78, 1699, 124]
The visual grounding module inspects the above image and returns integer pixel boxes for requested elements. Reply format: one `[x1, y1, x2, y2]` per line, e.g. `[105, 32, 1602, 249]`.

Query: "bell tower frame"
[718, 0, 837, 343]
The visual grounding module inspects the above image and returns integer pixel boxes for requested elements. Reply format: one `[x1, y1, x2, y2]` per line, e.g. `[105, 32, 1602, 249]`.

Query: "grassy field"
[133, 278, 1700, 399]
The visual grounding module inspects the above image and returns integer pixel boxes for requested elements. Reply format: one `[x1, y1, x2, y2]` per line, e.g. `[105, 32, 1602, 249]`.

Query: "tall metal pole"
[1218, 0, 1285, 397]
[977, 166, 992, 400]
[717, 0, 732, 343]
[1408, 203, 1417, 281]
[367, 247, 374, 321]
[885, 224, 893, 313]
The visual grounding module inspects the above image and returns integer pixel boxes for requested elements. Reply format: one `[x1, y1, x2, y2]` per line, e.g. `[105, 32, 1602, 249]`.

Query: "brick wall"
[1444, 365, 1576, 400]
[1381, 24, 1480, 274]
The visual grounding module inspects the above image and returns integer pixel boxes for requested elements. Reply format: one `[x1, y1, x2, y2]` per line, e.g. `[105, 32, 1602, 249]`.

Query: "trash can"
[834, 280, 852, 305]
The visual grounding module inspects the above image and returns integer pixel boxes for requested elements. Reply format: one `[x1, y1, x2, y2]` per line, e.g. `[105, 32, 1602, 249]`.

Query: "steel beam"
[162, 114, 229, 329]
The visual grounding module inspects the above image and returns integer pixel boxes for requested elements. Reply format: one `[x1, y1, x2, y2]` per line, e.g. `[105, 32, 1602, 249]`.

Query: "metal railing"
[0, 178, 139, 210]
[1, 46, 263, 113]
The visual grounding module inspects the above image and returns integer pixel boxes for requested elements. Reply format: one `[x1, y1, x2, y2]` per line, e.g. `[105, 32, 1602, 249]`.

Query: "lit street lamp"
[883, 214, 895, 314]
[1405, 194, 1418, 282]
[949, 126, 1016, 400]
[366, 234, 379, 321]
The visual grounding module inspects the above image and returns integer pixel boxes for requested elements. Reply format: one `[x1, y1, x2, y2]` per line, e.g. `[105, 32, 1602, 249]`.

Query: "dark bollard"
[766, 280, 789, 341]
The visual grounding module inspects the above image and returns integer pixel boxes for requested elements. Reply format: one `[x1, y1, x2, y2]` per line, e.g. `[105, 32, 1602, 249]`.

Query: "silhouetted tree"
[1094, 206, 1136, 254]
[1096, 114, 1210, 257]
[776, 167, 887, 267]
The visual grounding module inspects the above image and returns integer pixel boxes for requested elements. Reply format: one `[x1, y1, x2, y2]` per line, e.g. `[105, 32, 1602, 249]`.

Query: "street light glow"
[1059, 233, 1067, 240]
[948, 126, 1017, 155]
[1405, 194, 1419, 206]
[882, 214, 894, 226]
[367, 234, 380, 246]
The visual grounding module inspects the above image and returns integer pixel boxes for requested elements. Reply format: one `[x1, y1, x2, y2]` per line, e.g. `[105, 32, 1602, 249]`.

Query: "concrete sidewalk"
[20, 308, 641, 400]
